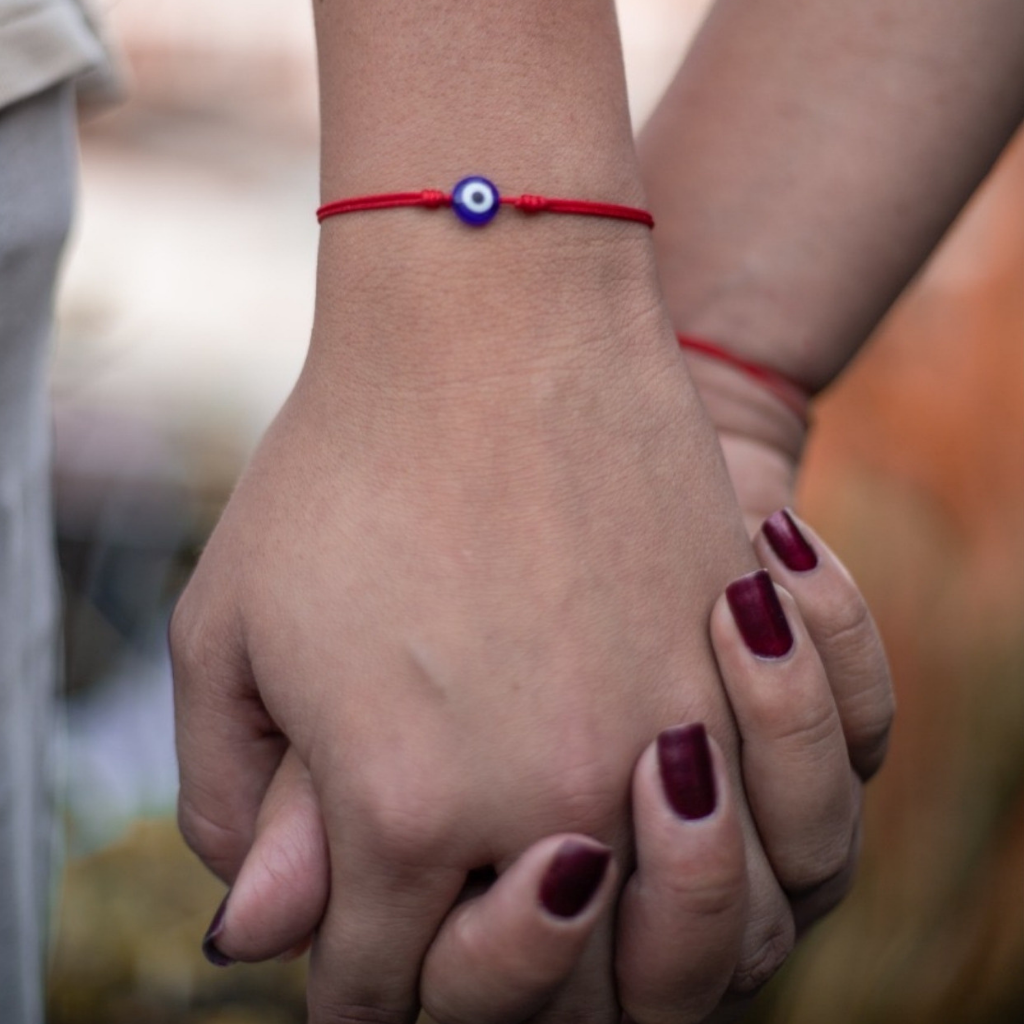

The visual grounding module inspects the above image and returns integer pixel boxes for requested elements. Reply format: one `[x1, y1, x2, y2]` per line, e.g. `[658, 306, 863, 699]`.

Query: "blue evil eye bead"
[451, 176, 500, 226]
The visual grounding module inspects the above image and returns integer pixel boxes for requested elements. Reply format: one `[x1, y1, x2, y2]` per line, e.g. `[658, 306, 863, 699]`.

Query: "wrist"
[684, 349, 808, 529]
[637, 84, 858, 393]
[644, 207, 832, 394]
[310, 0, 665, 390]
[309, 203, 668, 384]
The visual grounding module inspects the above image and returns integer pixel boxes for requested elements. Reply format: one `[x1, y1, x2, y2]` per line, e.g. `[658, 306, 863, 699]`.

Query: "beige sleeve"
[0, 0, 117, 110]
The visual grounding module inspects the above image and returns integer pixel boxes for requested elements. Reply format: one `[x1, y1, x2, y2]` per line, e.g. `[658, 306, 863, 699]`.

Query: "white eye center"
[463, 182, 495, 213]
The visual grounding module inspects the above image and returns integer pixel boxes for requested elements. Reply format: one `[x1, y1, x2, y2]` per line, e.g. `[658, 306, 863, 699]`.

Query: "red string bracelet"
[317, 175, 654, 229]
[677, 334, 810, 422]
[316, 179, 806, 418]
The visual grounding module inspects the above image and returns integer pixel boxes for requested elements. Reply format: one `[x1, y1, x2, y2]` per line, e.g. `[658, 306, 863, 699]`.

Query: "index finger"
[757, 509, 894, 779]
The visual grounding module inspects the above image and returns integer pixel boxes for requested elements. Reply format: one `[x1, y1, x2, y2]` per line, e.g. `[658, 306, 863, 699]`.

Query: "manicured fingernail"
[202, 894, 235, 967]
[539, 840, 611, 918]
[658, 723, 716, 820]
[726, 569, 794, 658]
[762, 509, 818, 572]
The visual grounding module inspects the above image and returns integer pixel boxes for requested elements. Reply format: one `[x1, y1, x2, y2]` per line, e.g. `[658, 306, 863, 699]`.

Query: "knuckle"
[355, 780, 456, 867]
[544, 754, 620, 834]
[780, 828, 856, 894]
[743, 675, 839, 751]
[167, 595, 197, 668]
[654, 844, 747, 921]
[419, 998, 474, 1024]
[177, 790, 251, 883]
[837, 639, 896, 777]
[251, 824, 323, 904]
[529, 723, 624, 834]
[730, 916, 794, 996]
[816, 583, 874, 651]
[851, 704, 895, 779]
[669, 869, 746, 923]
[168, 591, 214, 679]
[168, 588, 248, 709]
[424, 918, 555, 1024]
[790, 852, 858, 929]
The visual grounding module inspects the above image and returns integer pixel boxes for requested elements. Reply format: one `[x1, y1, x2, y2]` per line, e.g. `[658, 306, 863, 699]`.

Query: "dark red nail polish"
[726, 569, 794, 658]
[762, 509, 818, 572]
[539, 840, 611, 918]
[658, 723, 716, 820]
[202, 894, 235, 968]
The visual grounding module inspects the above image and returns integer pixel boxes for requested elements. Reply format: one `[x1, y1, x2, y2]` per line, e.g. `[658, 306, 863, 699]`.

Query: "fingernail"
[539, 840, 611, 918]
[762, 509, 818, 572]
[658, 723, 716, 820]
[202, 893, 236, 968]
[726, 569, 794, 658]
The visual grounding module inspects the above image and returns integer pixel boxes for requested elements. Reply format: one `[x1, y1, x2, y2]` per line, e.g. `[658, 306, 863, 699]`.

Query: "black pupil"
[471, 190, 486, 205]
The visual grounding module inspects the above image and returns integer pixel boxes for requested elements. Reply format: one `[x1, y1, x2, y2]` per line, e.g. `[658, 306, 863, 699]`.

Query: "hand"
[170, 232, 788, 1022]
[192, 517, 893, 1022]
[172, 232, 892, 1024]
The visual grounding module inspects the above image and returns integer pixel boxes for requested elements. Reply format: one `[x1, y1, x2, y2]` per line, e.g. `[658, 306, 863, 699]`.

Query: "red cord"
[502, 194, 654, 226]
[316, 192, 807, 419]
[316, 189, 654, 227]
[677, 334, 810, 422]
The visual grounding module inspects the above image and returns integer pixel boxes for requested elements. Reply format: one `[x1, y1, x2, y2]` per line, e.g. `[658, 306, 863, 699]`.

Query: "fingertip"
[633, 726, 740, 846]
[618, 728, 747, 1022]
[724, 569, 796, 661]
[538, 838, 613, 920]
[717, 570, 817, 664]
[206, 756, 330, 963]
[422, 835, 616, 1024]
[761, 508, 819, 574]
[202, 893, 236, 968]
[753, 508, 850, 595]
[753, 508, 895, 782]
[656, 723, 717, 821]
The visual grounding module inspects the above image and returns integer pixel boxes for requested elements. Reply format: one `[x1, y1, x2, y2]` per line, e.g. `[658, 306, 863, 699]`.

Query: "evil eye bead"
[451, 176, 500, 226]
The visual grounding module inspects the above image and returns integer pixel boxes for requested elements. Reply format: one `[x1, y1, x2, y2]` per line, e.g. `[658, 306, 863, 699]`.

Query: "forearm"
[310, 0, 671, 389]
[314, 0, 641, 201]
[638, 0, 1024, 391]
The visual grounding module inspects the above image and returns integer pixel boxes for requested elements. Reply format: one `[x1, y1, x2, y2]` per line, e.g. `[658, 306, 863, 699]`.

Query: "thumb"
[421, 834, 616, 1023]
[201, 749, 330, 966]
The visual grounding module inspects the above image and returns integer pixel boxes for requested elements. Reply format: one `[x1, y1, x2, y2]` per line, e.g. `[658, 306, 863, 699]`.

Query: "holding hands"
[167, 1, 904, 1020]
[174, 498, 891, 1023]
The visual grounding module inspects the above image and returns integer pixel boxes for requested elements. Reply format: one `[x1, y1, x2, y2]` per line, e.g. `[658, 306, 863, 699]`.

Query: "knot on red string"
[420, 189, 448, 208]
[515, 194, 549, 212]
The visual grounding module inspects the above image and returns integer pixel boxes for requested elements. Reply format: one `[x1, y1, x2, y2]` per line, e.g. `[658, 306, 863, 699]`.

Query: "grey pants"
[0, 81, 75, 1024]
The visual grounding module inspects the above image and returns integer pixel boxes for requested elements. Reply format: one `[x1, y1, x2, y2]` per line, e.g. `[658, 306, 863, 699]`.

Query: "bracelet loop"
[677, 334, 810, 423]
[317, 175, 654, 229]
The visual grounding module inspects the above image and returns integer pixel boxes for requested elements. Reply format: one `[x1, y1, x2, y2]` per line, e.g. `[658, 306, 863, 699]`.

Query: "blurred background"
[46, 1, 1023, 1022]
